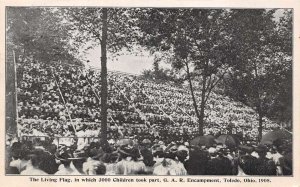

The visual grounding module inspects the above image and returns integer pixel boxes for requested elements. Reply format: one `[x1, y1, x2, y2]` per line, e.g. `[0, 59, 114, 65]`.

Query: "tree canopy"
[61, 8, 141, 141]
[138, 8, 292, 138]
[7, 7, 79, 64]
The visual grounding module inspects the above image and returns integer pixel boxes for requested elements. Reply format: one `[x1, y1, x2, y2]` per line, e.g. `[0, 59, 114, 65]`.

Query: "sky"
[83, 9, 287, 75]
[85, 46, 154, 75]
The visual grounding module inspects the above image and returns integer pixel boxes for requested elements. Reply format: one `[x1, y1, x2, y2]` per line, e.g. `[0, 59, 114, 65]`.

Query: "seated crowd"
[16, 60, 278, 141]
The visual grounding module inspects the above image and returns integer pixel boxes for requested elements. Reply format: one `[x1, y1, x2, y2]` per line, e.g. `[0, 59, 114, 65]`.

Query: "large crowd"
[6, 59, 292, 176]
[6, 135, 292, 175]
[16, 60, 278, 142]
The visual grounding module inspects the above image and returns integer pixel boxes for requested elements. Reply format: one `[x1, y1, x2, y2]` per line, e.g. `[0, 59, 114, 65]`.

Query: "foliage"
[7, 7, 78, 64]
[136, 8, 233, 135]
[62, 8, 140, 140]
[223, 9, 292, 137]
[61, 8, 140, 58]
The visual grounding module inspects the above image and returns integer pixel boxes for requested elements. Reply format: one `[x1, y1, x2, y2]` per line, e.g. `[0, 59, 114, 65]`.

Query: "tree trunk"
[199, 74, 207, 136]
[185, 62, 203, 136]
[256, 88, 263, 142]
[254, 61, 263, 142]
[6, 49, 18, 136]
[258, 111, 263, 142]
[100, 8, 108, 142]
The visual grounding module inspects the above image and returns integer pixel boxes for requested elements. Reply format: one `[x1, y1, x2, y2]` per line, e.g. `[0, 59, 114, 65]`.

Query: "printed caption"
[29, 177, 272, 183]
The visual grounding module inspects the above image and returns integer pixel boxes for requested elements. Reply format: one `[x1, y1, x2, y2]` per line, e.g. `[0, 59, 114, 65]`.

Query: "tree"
[263, 10, 292, 127]
[63, 8, 139, 141]
[7, 7, 77, 64]
[136, 8, 233, 135]
[6, 7, 80, 138]
[224, 9, 292, 140]
[141, 53, 184, 85]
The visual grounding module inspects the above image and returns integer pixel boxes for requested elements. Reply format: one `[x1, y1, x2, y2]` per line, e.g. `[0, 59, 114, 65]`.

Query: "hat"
[177, 145, 189, 152]
[255, 144, 268, 153]
[152, 144, 164, 152]
[55, 149, 73, 161]
[238, 145, 254, 153]
[118, 146, 133, 156]
[208, 147, 217, 154]
[165, 143, 178, 153]
[90, 148, 105, 160]
[155, 146, 164, 152]
[108, 139, 115, 145]
[142, 139, 151, 145]
[73, 150, 87, 159]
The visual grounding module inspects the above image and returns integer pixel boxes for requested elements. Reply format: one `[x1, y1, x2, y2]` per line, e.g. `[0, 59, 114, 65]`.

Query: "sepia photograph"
[5, 7, 293, 177]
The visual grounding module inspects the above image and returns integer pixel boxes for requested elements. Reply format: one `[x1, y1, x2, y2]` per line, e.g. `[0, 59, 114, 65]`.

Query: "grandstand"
[14, 58, 279, 143]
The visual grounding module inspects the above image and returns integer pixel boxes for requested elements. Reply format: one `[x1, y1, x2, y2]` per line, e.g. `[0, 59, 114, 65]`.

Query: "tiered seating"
[16, 60, 279, 142]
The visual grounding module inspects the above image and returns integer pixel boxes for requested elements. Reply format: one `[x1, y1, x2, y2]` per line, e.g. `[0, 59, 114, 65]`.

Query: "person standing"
[254, 144, 277, 175]
[20, 149, 48, 175]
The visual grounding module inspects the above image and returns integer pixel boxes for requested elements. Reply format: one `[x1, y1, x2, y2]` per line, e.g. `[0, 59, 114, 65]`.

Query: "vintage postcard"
[1, 0, 299, 187]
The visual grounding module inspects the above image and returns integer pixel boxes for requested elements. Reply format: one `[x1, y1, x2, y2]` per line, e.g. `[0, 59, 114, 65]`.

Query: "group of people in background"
[17, 60, 279, 142]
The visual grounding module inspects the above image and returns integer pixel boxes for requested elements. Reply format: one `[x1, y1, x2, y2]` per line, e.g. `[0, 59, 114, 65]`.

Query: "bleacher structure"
[7, 54, 280, 142]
